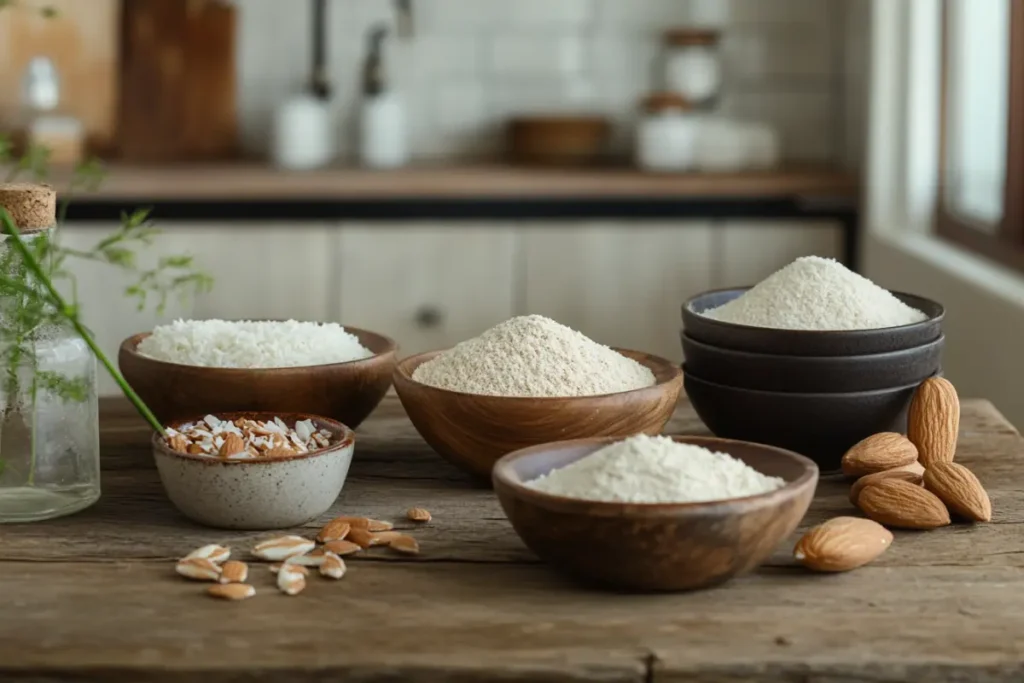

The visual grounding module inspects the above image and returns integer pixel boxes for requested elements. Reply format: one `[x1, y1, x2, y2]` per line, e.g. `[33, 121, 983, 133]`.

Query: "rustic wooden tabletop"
[1, 395, 1022, 682]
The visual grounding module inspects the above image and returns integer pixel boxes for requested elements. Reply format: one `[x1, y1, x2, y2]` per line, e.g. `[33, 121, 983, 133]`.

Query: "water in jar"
[0, 332, 100, 522]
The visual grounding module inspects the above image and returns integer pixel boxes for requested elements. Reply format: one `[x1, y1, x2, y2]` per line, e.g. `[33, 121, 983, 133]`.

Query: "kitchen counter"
[57, 163, 858, 201]
[1, 395, 1021, 681]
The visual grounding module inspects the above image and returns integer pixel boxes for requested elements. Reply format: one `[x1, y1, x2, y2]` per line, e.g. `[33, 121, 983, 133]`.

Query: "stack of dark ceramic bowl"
[680, 287, 946, 471]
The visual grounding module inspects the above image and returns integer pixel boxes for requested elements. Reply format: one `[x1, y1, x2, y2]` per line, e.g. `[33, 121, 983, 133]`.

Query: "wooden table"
[1, 396, 1022, 682]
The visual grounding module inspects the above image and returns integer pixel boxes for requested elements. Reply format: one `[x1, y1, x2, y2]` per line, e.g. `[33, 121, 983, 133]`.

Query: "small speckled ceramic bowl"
[151, 412, 355, 530]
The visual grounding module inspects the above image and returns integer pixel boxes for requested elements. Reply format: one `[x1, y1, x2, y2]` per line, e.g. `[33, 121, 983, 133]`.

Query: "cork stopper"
[0, 183, 57, 233]
[663, 28, 720, 47]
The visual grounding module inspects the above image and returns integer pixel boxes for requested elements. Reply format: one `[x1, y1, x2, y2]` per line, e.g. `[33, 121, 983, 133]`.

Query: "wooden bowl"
[507, 116, 611, 167]
[492, 435, 818, 592]
[680, 331, 945, 393]
[119, 326, 397, 428]
[684, 367, 934, 471]
[153, 412, 354, 530]
[392, 349, 683, 480]
[682, 287, 944, 356]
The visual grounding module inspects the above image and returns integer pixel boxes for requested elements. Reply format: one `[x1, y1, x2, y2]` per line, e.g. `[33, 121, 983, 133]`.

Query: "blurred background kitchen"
[1, 0, 1021, 426]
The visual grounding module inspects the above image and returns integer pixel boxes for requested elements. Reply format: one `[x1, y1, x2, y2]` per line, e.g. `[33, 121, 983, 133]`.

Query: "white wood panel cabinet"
[335, 224, 517, 356]
[58, 222, 335, 395]
[715, 221, 842, 287]
[522, 222, 715, 363]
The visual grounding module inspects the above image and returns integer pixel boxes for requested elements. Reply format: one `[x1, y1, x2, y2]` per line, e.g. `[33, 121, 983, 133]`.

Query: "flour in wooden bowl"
[410, 315, 656, 397]
[701, 256, 928, 330]
[525, 434, 785, 503]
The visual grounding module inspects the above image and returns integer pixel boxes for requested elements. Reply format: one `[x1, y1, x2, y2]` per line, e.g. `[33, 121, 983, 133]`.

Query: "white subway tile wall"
[235, 0, 860, 164]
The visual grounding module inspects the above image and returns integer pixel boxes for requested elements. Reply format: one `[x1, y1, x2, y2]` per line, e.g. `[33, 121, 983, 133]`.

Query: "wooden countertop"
[52, 163, 859, 201]
[3, 395, 1018, 681]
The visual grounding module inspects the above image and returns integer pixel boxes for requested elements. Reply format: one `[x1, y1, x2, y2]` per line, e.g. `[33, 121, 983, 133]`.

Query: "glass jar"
[0, 228, 100, 522]
[662, 29, 722, 109]
[635, 93, 698, 172]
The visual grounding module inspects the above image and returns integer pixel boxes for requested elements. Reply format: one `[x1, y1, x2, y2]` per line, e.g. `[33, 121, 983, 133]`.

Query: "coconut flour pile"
[411, 315, 655, 397]
[701, 256, 928, 330]
[525, 434, 785, 503]
[137, 319, 373, 368]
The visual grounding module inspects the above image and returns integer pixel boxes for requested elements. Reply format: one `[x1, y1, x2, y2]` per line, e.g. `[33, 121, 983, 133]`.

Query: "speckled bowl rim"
[121, 323, 398, 374]
[393, 347, 683, 402]
[152, 411, 355, 465]
[492, 434, 818, 516]
[682, 287, 946, 335]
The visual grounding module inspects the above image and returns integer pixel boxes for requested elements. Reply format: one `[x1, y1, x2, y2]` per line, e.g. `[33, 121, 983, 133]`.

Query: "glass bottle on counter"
[661, 29, 723, 110]
[0, 185, 99, 522]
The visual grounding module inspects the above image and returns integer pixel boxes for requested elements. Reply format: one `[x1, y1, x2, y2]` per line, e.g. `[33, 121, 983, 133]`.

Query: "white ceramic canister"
[635, 92, 699, 172]
[270, 94, 335, 171]
[662, 29, 722, 108]
[695, 118, 749, 172]
[359, 91, 408, 169]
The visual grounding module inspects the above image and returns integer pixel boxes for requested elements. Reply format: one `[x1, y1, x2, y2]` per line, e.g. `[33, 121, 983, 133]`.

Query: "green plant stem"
[1, 214, 165, 435]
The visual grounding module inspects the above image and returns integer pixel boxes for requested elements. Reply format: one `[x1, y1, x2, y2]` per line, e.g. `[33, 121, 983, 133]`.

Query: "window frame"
[936, 0, 1024, 272]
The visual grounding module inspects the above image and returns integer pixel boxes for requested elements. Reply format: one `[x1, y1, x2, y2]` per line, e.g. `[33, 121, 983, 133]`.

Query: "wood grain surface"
[0, 396, 1022, 681]
[46, 163, 859, 201]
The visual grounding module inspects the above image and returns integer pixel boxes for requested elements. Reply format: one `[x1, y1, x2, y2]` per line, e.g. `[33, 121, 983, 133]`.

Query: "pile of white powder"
[136, 319, 373, 368]
[410, 315, 656, 397]
[525, 434, 785, 503]
[701, 256, 928, 330]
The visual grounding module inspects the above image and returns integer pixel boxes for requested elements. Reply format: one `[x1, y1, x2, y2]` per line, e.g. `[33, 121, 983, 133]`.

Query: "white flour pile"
[136, 319, 373, 368]
[701, 256, 928, 330]
[410, 315, 655, 397]
[525, 434, 785, 503]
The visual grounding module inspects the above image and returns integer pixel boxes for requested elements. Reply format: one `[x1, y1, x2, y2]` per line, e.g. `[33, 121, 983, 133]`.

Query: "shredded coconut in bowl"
[136, 319, 374, 368]
[410, 315, 656, 398]
[524, 434, 786, 504]
[700, 256, 929, 331]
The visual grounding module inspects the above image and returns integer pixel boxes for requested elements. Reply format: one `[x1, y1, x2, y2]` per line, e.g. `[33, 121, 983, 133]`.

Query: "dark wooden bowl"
[684, 368, 932, 471]
[681, 331, 944, 393]
[392, 349, 683, 480]
[682, 287, 944, 356]
[118, 326, 397, 428]
[492, 435, 818, 592]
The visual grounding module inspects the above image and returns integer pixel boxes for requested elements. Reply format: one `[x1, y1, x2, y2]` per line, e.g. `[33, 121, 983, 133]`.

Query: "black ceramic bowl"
[682, 288, 944, 357]
[683, 368, 932, 471]
[680, 332, 944, 393]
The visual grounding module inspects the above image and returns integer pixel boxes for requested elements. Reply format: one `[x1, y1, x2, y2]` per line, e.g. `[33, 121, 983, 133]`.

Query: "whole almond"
[841, 432, 918, 477]
[219, 560, 249, 584]
[890, 460, 926, 477]
[908, 377, 960, 467]
[218, 433, 245, 458]
[208, 583, 255, 601]
[923, 461, 992, 522]
[316, 518, 352, 543]
[794, 517, 894, 572]
[858, 478, 951, 529]
[850, 469, 924, 506]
